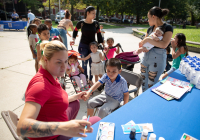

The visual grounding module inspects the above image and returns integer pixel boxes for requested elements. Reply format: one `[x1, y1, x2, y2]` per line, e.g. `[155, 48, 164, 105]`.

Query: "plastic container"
[185, 62, 194, 79]
[180, 59, 189, 73]
[71, 64, 76, 73]
[179, 57, 186, 71]
[149, 133, 156, 140]
[158, 137, 165, 140]
[190, 67, 200, 84]
[192, 56, 198, 60]
[186, 64, 196, 80]
[188, 57, 194, 62]
[196, 76, 200, 89]
[182, 59, 189, 74]
[194, 67, 200, 86]
[196, 62, 200, 67]
[196, 58, 200, 62]
[141, 129, 148, 140]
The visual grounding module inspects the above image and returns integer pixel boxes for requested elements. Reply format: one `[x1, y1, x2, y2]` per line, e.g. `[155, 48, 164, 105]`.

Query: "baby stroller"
[62, 47, 91, 94]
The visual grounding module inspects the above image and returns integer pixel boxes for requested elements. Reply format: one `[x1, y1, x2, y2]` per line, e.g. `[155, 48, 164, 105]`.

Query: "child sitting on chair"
[136, 26, 164, 54]
[82, 58, 129, 118]
[66, 54, 89, 91]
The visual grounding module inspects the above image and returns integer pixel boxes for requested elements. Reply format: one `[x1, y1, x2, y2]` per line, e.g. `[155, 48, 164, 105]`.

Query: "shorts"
[166, 67, 176, 75]
[33, 50, 37, 60]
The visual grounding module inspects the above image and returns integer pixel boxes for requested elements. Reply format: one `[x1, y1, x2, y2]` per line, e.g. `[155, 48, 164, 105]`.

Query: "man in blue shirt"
[11, 10, 19, 21]
[82, 58, 129, 118]
[44, 19, 62, 41]
[28, 10, 35, 24]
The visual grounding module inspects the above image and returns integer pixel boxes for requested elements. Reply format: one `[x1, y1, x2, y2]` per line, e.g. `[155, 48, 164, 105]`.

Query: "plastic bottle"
[180, 59, 189, 73]
[182, 59, 189, 74]
[192, 56, 198, 60]
[71, 64, 76, 73]
[194, 67, 200, 86]
[129, 128, 136, 140]
[188, 57, 194, 63]
[190, 67, 200, 84]
[141, 129, 148, 140]
[149, 133, 156, 140]
[179, 57, 186, 71]
[158, 137, 165, 140]
[196, 58, 200, 62]
[196, 62, 200, 67]
[186, 64, 196, 80]
[196, 76, 200, 89]
[185, 62, 194, 79]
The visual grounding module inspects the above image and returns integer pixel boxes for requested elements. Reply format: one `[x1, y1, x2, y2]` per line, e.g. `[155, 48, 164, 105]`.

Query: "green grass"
[41, 20, 123, 31]
[138, 27, 200, 48]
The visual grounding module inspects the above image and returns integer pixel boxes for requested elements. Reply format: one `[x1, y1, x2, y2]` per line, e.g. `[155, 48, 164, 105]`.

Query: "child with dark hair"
[66, 54, 89, 91]
[35, 24, 50, 69]
[162, 33, 188, 79]
[81, 58, 129, 118]
[136, 26, 165, 54]
[27, 24, 38, 72]
[78, 41, 105, 83]
[44, 19, 62, 41]
[104, 37, 120, 60]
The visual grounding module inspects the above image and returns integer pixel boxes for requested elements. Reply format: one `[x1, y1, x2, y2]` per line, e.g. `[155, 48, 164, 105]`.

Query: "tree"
[187, 0, 200, 25]
[0, 0, 13, 20]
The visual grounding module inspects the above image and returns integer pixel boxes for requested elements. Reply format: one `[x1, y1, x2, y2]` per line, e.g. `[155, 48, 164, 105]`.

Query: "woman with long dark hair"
[70, 6, 103, 85]
[57, 9, 74, 49]
[139, 6, 173, 92]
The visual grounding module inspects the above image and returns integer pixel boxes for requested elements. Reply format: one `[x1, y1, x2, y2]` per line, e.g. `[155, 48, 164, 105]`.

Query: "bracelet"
[88, 89, 92, 93]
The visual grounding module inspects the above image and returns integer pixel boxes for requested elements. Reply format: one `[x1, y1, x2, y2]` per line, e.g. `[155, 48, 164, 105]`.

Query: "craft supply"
[180, 133, 198, 140]
[84, 115, 90, 134]
[129, 128, 136, 140]
[121, 123, 153, 134]
[158, 137, 165, 140]
[141, 129, 148, 140]
[149, 133, 156, 140]
[96, 122, 115, 140]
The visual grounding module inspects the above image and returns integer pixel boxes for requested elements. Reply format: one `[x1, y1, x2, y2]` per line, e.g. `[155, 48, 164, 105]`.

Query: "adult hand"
[139, 41, 144, 48]
[77, 92, 87, 100]
[82, 92, 90, 101]
[57, 120, 93, 137]
[70, 41, 75, 46]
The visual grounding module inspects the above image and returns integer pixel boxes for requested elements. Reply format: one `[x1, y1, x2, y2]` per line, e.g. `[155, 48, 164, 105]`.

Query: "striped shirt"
[99, 73, 128, 102]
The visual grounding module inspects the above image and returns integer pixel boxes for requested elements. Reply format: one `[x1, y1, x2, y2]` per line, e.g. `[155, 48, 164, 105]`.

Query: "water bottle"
[192, 56, 198, 60]
[196, 58, 200, 62]
[182, 59, 189, 74]
[194, 67, 200, 86]
[196, 62, 200, 67]
[185, 62, 194, 79]
[196, 76, 200, 89]
[187, 64, 196, 80]
[188, 57, 194, 62]
[149, 133, 156, 140]
[190, 67, 200, 84]
[179, 57, 186, 71]
[141, 129, 148, 140]
[71, 64, 76, 73]
[180, 59, 189, 73]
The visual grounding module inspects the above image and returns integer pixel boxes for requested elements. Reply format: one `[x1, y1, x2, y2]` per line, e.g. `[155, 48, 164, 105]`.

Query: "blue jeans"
[78, 43, 93, 81]
[141, 48, 167, 92]
[57, 28, 68, 49]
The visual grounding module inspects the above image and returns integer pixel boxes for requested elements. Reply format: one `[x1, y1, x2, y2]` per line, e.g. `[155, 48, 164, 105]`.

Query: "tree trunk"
[136, 14, 140, 24]
[71, 4, 74, 21]
[3, 1, 7, 21]
[96, 6, 99, 22]
[191, 12, 195, 26]
[49, 0, 50, 18]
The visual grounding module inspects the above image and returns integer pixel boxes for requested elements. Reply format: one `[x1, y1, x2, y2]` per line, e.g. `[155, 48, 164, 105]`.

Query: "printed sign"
[8, 23, 12, 28]
[0, 24, 4, 31]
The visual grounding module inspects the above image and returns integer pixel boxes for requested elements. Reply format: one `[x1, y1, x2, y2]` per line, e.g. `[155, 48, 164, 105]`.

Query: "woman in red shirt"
[17, 40, 100, 140]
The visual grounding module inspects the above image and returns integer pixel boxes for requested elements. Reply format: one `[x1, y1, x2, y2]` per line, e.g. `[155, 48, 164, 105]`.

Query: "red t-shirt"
[25, 66, 69, 140]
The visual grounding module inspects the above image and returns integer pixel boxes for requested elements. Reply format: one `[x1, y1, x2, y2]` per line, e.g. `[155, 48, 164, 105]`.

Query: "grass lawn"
[41, 20, 124, 31]
[138, 26, 200, 48]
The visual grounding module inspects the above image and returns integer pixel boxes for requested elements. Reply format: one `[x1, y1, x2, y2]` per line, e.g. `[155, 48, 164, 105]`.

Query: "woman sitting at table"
[17, 40, 101, 140]
[11, 10, 19, 21]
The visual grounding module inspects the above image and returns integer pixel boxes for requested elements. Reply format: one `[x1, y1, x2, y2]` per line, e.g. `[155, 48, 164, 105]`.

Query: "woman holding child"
[70, 6, 103, 85]
[138, 6, 173, 92]
[17, 41, 100, 140]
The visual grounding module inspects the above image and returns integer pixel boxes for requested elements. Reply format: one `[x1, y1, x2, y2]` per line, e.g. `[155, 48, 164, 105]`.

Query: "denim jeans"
[57, 28, 68, 49]
[141, 48, 167, 92]
[78, 43, 93, 81]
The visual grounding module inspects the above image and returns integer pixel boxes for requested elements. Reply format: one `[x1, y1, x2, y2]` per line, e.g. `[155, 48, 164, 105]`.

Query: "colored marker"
[84, 115, 90, 134]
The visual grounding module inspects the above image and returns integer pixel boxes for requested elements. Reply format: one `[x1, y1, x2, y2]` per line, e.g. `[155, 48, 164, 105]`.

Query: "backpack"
[115, 51, 139, 64]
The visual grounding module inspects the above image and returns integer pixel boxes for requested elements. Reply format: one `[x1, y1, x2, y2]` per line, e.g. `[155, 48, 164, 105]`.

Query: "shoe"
[84, 85, 89, 90]
[80, 87, 86, 91]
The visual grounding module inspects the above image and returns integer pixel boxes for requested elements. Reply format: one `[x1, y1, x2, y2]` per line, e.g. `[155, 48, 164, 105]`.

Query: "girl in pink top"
[103, 37, 120, 59]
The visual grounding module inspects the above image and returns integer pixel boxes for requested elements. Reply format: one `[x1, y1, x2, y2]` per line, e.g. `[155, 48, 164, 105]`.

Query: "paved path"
[0, 27, 199, 140]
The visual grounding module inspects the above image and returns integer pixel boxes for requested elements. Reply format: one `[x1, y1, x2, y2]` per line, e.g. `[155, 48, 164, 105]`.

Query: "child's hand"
[171, 39, 176, 48]
[139, 41, 143, 48]
[80, 68, 84, 73]
[82, 92, 90, 101]
[77, 92, 87, 100]
[143, 47, 149, 53]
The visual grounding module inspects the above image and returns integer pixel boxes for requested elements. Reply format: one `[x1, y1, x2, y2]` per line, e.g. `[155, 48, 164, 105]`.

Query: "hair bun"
[161, 9, 169, 18]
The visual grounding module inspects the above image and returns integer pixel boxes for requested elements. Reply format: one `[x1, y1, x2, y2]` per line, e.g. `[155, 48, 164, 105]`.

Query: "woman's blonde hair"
[39, 40, 67, 68]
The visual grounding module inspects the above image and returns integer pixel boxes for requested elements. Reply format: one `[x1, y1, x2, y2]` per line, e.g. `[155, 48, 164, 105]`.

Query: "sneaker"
[84, 85, 89, 90]
[80, 87, 86, 91]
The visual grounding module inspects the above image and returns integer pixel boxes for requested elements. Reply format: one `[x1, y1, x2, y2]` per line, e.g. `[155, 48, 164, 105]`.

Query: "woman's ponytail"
[40, 40, 49, 51]
[149, 6, 169, 18]
[65, 9, 71, 19]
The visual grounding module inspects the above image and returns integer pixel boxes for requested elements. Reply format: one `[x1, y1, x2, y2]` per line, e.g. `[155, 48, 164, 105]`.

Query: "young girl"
[66, 54, 89, 91]
[78, 42, 105, 83]
[104, 37, 120, 60]
[27, 24, 38, 72]
[162, 33, 188, 79]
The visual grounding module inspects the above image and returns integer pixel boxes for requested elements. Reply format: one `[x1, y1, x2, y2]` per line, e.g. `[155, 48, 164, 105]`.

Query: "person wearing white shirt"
[27, 10, 35, 24]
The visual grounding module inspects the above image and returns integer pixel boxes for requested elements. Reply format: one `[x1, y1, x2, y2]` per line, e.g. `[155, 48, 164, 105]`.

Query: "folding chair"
[1, 111, 29, 140]
[93, 68, 143, 116]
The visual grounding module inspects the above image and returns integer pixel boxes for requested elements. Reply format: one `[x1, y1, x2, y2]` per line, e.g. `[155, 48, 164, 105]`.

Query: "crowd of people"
[16, 6, 188, 140]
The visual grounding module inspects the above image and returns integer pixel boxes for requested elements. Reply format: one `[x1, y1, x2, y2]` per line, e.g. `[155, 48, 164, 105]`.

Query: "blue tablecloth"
[71, 70, 200, 140]
[0, 20, 27, 30]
